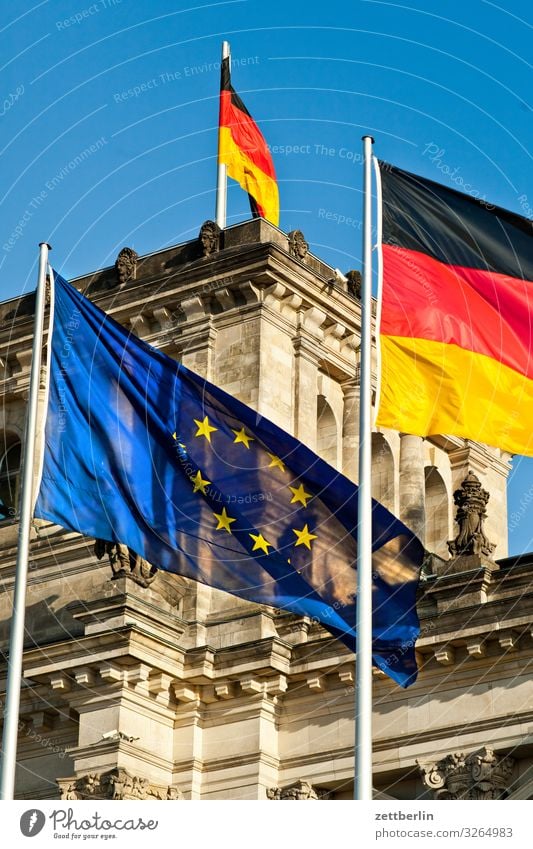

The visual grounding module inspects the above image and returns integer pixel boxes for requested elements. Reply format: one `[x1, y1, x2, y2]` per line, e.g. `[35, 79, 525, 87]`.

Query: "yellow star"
[172, 431, 177, 440]
[194, 416, 218, 443]
[289, 483, 312, 507]
[249, 532, 273, 555]
[213, 507, 237, 534]
[190, 470, 211, 495]
[293, 524, 318, 550]
[267, 453, 286, 472]
[232, 427, 254, 449]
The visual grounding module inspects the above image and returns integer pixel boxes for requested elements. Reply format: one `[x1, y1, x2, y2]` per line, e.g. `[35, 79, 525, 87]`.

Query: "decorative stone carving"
[94, 540, 157, 587]
[115, 247, 139, 287]
[58, 768, 183, 800]
[267, 779, 326, 799]
[448, 471, 496, 557]
[418, 747, 514, 800]
[288, 229, 309, 260]
[345, 269, 361, 299]
[199, 220, 222, 256]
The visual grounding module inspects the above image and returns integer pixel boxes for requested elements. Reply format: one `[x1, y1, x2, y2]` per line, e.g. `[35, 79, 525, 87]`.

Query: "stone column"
[341, 378, 359, 483]
[399, 433, 426, 541]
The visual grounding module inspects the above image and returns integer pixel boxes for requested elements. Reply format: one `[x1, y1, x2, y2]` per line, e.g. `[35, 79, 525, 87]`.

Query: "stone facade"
[0, 219, 530, 800]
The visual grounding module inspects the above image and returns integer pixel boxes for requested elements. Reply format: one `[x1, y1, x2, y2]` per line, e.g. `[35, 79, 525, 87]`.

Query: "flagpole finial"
[361, 135, 375, 144]
[39, 242, 52, 250]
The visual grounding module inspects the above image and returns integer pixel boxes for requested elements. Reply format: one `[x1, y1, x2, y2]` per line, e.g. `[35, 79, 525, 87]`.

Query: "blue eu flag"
[35, 273, 423, 687]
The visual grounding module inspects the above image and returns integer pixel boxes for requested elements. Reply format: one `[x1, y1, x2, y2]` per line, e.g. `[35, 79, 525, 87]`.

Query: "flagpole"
[215, 40, 230, 229]
[355, 135, 374, 801]
[0, 242, 51, 800]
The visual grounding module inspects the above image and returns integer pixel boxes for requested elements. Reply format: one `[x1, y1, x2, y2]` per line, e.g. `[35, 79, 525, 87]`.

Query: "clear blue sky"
[1, 0, 531, 555]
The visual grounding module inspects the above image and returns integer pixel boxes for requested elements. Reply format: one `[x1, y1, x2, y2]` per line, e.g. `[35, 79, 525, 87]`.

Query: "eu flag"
[35, 273, 423, 687]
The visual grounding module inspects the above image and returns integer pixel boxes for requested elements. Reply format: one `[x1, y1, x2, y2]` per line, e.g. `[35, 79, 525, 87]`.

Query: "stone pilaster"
[172, 692, 205, 800]
[179, 294, 216, 379]
[292, 338, 318, 451]
[341, 378, 359, 482]
[292, 305, 326, 450]
[399, 434, 426, 541]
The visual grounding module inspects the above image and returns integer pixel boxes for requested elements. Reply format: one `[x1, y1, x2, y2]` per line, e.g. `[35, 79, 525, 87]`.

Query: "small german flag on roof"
[218, 56, 279, 226]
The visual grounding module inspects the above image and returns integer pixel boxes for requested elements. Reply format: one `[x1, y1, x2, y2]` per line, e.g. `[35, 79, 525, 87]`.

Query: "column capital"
[418, 747, 514, 800]
[267, 779, 327, 800]
[292, 332, 321, 365]
[341, 375, 360, 394]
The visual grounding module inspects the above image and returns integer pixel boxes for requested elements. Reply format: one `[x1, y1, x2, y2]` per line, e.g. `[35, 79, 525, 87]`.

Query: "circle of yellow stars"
[184, 414, 319, 558]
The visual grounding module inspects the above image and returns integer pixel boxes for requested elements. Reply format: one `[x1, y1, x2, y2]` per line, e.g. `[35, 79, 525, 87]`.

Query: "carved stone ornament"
[58, 768, 183, 800]
[345, 269, 362, 299]
[115, 247, 139, 287]
[267, 779, 326, 800]
[199, 220, 222, 256]
[94, 540, 157, 587]
[418, 747, 514, 800]
[288, 229, 309, 260]
[448, 471, 496, 557]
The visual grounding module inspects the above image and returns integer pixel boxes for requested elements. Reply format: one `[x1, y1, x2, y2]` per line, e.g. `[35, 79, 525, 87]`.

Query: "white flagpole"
[0, 242, 51, 800]
[215, 40, 230, 229]
[355, 135, 374, 801]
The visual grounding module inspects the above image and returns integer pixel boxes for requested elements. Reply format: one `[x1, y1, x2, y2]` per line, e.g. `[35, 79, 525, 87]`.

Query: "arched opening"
[371, 433, 395, 512]
[317, 396, 339, 468]
[424, 466, 449, 557]
[0, 435, 21, 520]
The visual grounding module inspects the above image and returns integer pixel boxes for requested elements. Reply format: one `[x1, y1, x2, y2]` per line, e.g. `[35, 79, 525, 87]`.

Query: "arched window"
[371, 433, 395, 512]
[317, 396, 339, 468]
[424, 466, 449, 558]
[0, 437, 21, 519]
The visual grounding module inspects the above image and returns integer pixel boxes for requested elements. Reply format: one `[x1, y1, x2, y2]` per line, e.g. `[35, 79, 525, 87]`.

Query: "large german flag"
[376, 161, 533, 456]
[218, 57, 279, 225]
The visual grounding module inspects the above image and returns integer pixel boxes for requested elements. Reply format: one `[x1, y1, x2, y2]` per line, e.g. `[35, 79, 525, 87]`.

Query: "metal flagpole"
[215, 40, 230, 229]
[354, 135, 374, 801]
[0, 242, 51, 800]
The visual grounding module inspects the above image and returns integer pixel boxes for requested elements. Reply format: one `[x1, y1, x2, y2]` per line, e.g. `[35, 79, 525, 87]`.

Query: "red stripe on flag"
[381, 244, 533, 381]
[220, 90, 276, 181]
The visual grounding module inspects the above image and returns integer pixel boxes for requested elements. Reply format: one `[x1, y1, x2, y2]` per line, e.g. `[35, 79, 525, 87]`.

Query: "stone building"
[0, 219, 530, 800]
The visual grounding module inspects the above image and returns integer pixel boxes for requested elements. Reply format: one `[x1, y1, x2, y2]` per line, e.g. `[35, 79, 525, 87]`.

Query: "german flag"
[376, 161, 533, 456]
[218, 57, 279, 225]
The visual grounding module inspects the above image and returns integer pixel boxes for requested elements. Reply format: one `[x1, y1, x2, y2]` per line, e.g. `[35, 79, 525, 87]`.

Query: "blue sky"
[1, 0, 531, 554]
